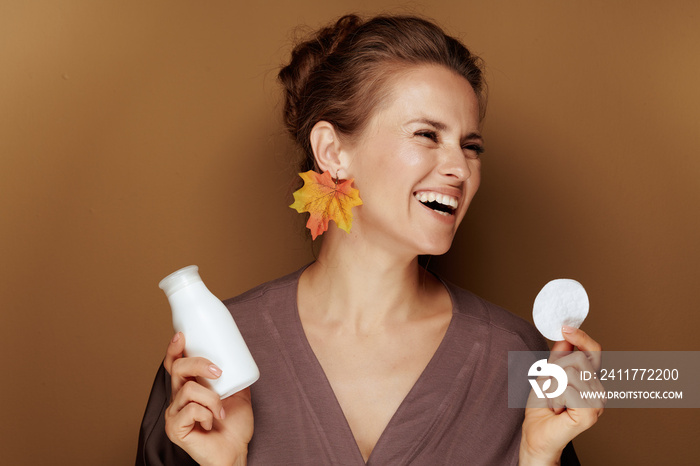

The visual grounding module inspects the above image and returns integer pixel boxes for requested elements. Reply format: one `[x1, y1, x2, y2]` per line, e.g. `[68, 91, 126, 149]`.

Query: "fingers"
[522, 328, 605, 459]
[550, 326, 602, 372]
[536, 329, 605, 415]
[166, 400, 216, 441]
[549, 349, 605, 418]
[555, 350, 597, 379]
[164, 332, 186, 374]
[550, 338, 574, 354]
[168, 380, 226, 423]
[548, 348, 605, 412]
[561, 326, 602, 352]
[170, 356, 223, 394]
[164, 332, 223, 397]
[550, 380, 605, 413]
[550, 386, 604, 429]
[564, 364, 605, 398]
[165, 377, 227, 446]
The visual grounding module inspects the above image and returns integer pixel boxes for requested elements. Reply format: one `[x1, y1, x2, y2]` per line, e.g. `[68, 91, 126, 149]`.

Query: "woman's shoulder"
[222, 264, 307, 309]
[441, 276, 548, 352]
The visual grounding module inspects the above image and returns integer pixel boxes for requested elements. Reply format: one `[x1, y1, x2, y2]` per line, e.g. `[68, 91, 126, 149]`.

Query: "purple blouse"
[136, 265, 579, 465]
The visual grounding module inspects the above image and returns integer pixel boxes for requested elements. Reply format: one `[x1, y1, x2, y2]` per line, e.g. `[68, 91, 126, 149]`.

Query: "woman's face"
[346, 64, 483, 256]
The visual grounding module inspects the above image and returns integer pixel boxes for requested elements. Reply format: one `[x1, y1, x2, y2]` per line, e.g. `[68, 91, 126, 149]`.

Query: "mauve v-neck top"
[137, 266, 579, 465]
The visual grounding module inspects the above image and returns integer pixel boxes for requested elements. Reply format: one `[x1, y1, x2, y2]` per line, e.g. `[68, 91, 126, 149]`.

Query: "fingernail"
[220, 407, 226, 419]
[562, 325, 576, 334]
[172, 333, 181, 342]
[208, 365, 222, 377]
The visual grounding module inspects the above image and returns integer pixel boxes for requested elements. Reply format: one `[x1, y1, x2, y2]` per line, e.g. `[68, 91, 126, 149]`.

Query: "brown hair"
[278, 14, 486, 174]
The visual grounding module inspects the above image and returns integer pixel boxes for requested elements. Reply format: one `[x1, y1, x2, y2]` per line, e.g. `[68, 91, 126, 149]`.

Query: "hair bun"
[278, 15, 362, 141]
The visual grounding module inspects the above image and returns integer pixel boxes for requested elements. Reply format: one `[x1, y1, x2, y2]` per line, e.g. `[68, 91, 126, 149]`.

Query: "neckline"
[291, 263, 458, 464]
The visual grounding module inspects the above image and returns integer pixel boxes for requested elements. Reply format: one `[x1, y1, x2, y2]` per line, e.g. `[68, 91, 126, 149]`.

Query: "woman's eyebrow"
[407, 117, 448, 131]
[463, 132, 483, 143]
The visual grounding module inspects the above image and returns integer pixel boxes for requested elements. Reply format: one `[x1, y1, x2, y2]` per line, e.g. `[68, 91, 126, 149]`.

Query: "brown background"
[1, 0, 698, 464]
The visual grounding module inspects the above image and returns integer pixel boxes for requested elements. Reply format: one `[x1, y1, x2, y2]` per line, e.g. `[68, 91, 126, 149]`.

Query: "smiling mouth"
[413, 192, 458, 216]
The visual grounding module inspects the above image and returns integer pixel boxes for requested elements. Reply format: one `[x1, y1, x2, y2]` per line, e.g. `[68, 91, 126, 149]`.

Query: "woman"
[137, 14, 603, 465]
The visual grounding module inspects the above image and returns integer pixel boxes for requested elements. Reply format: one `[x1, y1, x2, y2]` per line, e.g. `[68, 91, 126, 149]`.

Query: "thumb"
[550, 327, 575, 362]
[551, 339, 574, 352]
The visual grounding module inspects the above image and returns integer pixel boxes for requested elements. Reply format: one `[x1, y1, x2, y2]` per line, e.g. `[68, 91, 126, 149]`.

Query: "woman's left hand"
[520, 326, 605, 465]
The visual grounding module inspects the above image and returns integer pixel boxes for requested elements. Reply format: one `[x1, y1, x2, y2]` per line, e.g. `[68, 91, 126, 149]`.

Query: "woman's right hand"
[164, 332, 253, 466]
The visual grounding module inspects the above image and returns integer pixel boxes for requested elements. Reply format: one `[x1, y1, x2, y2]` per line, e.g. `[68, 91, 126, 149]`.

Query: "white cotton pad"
[533, 279, 589, 341]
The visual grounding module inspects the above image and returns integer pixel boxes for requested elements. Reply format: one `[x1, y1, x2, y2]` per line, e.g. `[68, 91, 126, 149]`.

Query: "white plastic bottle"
[159, 265, 259, 399]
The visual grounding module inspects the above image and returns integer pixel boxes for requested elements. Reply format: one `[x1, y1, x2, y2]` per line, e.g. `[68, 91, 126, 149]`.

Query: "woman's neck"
[299, 229, 443, 332]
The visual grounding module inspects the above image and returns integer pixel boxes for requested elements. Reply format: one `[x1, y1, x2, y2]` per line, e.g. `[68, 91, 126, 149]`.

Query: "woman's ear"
[309, 121, 344, 174]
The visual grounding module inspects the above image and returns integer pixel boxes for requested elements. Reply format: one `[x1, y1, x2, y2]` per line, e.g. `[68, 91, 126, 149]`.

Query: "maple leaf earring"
[289, 169, 363, 240]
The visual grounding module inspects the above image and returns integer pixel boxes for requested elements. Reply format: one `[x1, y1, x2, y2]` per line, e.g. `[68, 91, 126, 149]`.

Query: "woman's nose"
[437, 145, 471, 181]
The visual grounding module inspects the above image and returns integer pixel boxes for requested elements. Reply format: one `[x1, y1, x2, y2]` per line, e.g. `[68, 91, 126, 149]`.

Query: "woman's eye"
[416, 130, 438, 143]
[463, 144, 485, 158]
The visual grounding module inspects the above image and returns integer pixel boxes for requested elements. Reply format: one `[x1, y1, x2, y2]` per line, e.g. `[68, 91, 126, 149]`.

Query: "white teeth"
[413, 191, 459, 209]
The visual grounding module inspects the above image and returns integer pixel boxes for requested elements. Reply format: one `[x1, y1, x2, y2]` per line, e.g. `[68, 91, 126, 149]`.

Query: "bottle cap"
[159, 265, 202, 297]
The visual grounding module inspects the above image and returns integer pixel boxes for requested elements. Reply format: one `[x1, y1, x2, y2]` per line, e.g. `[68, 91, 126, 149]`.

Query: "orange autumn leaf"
[289, 170, 363, 240]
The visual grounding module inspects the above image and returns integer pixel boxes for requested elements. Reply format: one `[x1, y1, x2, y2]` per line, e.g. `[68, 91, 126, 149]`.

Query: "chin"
[417, 239, 454, 256]
[421, 247, 451, 257]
